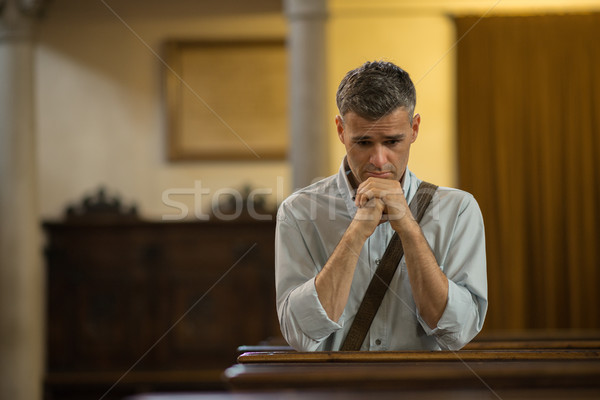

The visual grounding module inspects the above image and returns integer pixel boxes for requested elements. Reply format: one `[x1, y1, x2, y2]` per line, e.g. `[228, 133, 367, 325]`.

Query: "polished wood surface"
[228, 344, 600, 392]
[224, 360, 600, 391]
[237, 349, 600, 364]
[128, 387, 600, 400]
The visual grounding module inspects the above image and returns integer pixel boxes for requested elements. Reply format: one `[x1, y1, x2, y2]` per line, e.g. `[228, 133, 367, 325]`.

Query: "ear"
[335, 115, 345, 144]
[410, 113, 421, 143]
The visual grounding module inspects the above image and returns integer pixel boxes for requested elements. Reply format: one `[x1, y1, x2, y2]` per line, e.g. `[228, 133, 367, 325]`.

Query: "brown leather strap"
[340, 181, 438, 351]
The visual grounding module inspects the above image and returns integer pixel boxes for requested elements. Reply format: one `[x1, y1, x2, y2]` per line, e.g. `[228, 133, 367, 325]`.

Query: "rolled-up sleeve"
[275, 205, 341, 351]
[416, 193, 488, 350]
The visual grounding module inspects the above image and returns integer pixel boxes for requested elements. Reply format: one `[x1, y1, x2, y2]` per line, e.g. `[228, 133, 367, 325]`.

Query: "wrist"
[392, 215, 420, 238]
[347, 219, 371, 244]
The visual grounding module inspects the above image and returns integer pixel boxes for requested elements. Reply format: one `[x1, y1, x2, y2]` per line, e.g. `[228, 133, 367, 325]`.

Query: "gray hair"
[336, 61, 416, 122]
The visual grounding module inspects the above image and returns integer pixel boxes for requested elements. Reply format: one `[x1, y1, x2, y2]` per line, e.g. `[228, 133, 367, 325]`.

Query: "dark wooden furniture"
[225, 350, 600, 391]
[129, 346, 600, 399]
[237, 349, 600, 363]
[43, 189, 280, 400]
[128, 387, 600, 400]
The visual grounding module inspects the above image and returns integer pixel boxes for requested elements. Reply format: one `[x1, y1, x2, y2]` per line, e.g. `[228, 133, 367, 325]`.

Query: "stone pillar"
[0, 1, 45, 399]
[284, 0, 330, 189]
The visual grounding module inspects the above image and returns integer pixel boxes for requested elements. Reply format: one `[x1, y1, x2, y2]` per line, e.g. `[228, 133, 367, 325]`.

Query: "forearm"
[399, 220, 448, 329]
[315, 221, 367, 322]
[277, 276, 341, 351]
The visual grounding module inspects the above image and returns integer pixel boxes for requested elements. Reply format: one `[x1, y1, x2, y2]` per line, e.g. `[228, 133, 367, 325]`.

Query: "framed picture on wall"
[164, 39, 288, 160]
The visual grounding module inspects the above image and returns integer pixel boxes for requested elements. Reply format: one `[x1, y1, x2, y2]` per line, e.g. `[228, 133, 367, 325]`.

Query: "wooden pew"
[237, 349, 600, 363]
[225, 349, 600, 391]
[127, 338, 600, 398]
[464, 339, 600, 349]
[225, 360, 600, 391]
[129, 387, 600, 400]
[465, 330, 600, 350]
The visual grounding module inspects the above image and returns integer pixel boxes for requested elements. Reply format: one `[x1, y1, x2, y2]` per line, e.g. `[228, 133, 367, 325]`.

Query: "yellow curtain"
[455, 14, 600, 331]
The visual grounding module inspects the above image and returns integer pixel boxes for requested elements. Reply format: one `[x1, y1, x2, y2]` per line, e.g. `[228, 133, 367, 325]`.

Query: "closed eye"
[351, 134, 405, 147]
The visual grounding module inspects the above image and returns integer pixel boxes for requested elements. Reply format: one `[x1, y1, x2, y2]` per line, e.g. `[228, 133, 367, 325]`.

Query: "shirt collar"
[336, 157, 357, 217]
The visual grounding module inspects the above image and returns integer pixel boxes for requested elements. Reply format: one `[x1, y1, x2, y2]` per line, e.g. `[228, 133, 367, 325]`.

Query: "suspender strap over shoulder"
[339, 181, 438, 351]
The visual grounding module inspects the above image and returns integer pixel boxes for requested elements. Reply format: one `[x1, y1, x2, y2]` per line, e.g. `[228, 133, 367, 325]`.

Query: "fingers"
[352, 197, 386, 237]
[353, 178, 414, 233]
[355, 177, 403, 208]
[354, 197, 385, 222]
[355, 187, 377, 208]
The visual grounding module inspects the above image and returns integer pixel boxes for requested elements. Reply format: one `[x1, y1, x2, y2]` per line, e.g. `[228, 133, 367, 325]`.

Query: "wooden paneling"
[43, 218, 280, 399]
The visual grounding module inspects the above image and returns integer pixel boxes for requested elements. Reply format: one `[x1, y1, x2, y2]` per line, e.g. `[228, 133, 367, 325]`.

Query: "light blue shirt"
[275, 159, 488, 351]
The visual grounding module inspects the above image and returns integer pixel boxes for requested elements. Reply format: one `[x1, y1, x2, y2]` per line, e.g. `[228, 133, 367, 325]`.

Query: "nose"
[369, 145, 387, 169]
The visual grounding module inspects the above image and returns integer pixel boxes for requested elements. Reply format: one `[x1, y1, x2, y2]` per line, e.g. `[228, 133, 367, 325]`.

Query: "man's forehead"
[343, 109, 411, 126]
[342, 106, 411, 120]
[344, 115, 411, 135]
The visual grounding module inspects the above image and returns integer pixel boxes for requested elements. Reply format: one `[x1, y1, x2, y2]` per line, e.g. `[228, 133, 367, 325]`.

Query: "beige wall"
[36, 0, 600, 220]
[37, 1, 289, 221]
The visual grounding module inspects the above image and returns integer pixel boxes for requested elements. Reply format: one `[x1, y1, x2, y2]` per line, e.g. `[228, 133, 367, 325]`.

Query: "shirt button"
[375, 258, 381, 265]
[375, 339, 382, 346]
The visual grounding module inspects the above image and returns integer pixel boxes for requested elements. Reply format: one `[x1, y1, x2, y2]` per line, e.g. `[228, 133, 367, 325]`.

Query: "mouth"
[365, 171, 394, 179]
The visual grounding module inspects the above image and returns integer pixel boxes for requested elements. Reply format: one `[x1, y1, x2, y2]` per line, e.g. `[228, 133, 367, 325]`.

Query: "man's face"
[336, 107, 420, 186]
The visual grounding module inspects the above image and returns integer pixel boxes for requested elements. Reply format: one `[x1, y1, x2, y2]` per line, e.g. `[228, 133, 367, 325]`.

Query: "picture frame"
[164, 39, 288, 160]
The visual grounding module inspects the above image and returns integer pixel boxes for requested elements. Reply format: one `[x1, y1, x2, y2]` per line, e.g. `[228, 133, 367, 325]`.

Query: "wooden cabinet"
[43, 213, 280, 399]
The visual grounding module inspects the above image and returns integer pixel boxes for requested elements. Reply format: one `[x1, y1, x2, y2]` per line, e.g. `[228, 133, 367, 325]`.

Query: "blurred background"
[1, 0, 599, 399]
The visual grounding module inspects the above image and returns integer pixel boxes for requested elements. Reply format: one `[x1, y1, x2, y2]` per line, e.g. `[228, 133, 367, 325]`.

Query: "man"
[275, 61, 487, 351]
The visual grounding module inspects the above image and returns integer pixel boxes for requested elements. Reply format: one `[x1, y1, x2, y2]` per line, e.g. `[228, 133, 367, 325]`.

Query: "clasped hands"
[353, 177, 414, 236]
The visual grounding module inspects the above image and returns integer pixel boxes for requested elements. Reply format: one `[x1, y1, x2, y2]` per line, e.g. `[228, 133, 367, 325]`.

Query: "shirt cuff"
[289, 277, 342, 342]
[416, 278, 468, 347]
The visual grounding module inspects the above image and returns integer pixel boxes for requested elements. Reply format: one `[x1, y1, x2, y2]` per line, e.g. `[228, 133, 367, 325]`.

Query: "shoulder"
[435, 186, 476, 204]
[277, 175, 339, 222]
[432, 186, 484, 221]
[282, 174, 339, 208]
